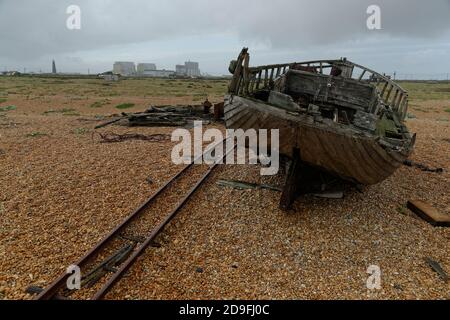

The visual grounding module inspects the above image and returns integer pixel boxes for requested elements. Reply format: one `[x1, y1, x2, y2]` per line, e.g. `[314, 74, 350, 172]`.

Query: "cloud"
[1, 0, 449, 57]
[0, 0, 449, 73]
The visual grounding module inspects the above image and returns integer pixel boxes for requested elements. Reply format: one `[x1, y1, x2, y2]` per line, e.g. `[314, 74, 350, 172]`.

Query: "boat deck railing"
[229, 48, 409, 120]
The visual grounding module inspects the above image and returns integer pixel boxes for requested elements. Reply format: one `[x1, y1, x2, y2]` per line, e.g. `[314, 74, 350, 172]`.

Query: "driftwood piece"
[407, 200, 450, 227]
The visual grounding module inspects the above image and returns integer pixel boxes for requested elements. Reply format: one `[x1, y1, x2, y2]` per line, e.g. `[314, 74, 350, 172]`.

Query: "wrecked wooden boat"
[225, 48, 415, 208]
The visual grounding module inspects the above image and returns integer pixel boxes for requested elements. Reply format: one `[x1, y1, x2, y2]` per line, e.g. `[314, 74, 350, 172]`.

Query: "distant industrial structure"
[113, 61, 136, 76]
[52, 60, 57, 74]
[136, 63, 174, 77]
[141, 69, 175, 77]
[112, 60, 201, 78]
[136, 63, 156, 74]
[176, 61, 201, 77]
[1, 71, 21, 76]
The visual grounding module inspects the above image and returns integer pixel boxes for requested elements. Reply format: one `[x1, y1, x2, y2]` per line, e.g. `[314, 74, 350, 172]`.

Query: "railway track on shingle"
[29, 138, 235, 300]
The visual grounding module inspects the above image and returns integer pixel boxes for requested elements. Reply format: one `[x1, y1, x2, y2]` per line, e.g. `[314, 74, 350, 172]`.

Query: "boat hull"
[224, 95, 413, 185]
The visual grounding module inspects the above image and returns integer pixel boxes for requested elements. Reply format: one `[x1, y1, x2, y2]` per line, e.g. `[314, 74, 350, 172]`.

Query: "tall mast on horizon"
[52, 60, 57, 74]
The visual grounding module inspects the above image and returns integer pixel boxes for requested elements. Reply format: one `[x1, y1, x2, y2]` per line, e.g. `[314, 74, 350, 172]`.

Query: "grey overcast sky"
[1, 0, 450, 77]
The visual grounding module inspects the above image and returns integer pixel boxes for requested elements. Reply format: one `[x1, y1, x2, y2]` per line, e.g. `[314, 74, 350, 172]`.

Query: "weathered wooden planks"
[407, 200, 450, 227]
[225, 95, 411, 185]
[285, 70, 377, 111]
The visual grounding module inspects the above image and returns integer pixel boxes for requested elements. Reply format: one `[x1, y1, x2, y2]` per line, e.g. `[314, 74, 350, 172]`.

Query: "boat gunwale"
[246, 59, 408, 98]
[230, 48, 409, 120]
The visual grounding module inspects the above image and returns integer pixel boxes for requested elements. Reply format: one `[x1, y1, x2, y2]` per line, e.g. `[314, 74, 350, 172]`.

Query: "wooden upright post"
[279, 149, 303, 211]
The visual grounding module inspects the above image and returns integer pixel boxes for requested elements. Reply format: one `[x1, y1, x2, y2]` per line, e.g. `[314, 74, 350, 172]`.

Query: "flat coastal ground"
[0, 77, 449, 299]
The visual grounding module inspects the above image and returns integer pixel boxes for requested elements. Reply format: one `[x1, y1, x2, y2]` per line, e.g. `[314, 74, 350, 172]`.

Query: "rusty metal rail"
[35, 138, 235, 300]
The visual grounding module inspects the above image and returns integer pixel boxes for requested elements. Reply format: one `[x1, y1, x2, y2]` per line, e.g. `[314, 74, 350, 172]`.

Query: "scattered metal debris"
[216, 179, 282, 192]
[93, 132, 170, 143]
[80, 243, 135, 289]
[78, 117, 106, 123]
[31, 243, 137, 298]
[424, 257, 449, 283]
[94, 117, 124, 129]
[403, 160, 443, 173]
[94, 101, 216, 129]
[312, 191, 344, 199]
[407, 200, 450, 227]
[217, 178, 348, 201]
[127, 104, 212, 127]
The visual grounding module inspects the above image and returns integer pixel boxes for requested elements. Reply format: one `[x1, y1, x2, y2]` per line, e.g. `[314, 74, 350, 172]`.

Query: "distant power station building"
[112, 60, 200, 77]
[136, 63, 175, 77]
[52, 60, 57, 74]
[175, 64, 186, 75]
[176, 61, 201, 77]
[113, 61, 136, 76]
[136, 63, 174, 77]
[140, 69, 175, 78]
[185, 61, 200, 77]
[136, 63, 157, 74]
